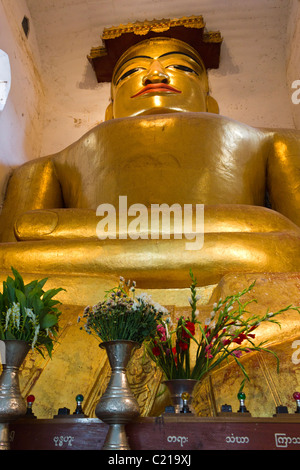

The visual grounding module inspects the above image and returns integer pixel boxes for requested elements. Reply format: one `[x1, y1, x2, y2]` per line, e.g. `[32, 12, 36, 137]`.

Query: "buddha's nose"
[142, 60, 170, 85]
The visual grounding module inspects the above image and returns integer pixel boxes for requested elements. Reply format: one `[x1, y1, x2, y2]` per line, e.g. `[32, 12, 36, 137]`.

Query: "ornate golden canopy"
[88, 16, 222, 82]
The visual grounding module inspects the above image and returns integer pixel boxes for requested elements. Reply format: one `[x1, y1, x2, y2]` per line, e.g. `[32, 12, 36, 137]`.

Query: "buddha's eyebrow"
[114, 51, 202, 79]
[114, 55, 152, 76]
[158, 51, 202, 67]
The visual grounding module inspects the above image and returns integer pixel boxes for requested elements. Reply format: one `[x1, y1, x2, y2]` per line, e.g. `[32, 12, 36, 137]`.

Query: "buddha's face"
[111, 38, 209, 118]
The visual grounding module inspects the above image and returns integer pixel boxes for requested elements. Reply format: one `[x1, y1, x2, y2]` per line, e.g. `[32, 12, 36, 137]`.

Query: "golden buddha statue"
[1, 19, 300, 418]
[0, 36, 300, 294]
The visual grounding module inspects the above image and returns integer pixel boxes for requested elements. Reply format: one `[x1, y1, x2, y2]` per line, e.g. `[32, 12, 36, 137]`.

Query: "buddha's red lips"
[131, 84, 181, 98]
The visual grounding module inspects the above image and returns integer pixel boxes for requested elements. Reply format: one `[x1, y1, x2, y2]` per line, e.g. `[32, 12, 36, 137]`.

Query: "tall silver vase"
[0, 340, 30, 450]
[95, 340, 140, 450]
[163, 379, 198, 414]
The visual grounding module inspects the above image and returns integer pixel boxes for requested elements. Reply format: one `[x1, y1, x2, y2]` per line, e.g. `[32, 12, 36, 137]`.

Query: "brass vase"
[95, 340, 140, 450]
[0, 340, 30, 450]
[163, 379, 198, 414]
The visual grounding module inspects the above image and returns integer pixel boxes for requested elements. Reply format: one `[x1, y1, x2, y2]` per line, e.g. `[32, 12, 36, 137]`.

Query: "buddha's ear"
[105, 101, 114, 120]
[206, 95, 219, 114]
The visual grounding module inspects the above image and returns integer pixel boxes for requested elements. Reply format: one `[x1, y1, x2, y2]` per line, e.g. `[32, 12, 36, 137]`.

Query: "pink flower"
[231, 350, 242, 358]
[157, 324, 166, 341]
[205, 349, 213, 359]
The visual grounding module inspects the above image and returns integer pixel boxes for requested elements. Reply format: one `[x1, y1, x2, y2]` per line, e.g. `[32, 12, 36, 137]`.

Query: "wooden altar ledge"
[8, 414, 300, 450]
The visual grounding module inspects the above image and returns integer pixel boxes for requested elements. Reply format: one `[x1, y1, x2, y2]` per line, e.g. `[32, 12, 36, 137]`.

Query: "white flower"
[5, 302, 21, 330]
[153, 302, 168, 314]
[25, 307, 36, 321]
[164, 315, 173, 326]
[5, 307, 11, 329]
[12, 302, 21, 328]
[227, 325, 238, 334]
[137, 292, 153, 304]
[31, 324, 40, 349]
[164, 316, 174, 327]
[162, 320, 171, 339]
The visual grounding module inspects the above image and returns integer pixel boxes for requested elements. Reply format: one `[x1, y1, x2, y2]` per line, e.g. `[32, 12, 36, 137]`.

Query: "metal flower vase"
[95, 340, 140, 450]
[0, 340, 30, 450]
[163, 379, 198, 414]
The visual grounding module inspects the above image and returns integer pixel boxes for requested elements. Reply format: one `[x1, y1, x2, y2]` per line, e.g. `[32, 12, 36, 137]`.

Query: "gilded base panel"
[1, 271, 300, 419]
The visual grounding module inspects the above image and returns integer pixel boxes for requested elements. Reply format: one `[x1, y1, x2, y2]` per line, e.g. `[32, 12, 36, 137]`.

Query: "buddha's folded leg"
[0, 231, 299, 287]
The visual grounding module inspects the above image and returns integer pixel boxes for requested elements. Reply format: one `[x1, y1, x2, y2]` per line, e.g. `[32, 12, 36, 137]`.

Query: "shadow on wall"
[0, 50, 12, 211]
[0, 49, 11, 111]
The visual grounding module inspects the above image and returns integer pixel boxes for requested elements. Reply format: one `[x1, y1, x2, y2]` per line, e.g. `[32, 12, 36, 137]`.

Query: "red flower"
[182, 321, 195, 338]
[233, 333, 247, 344]
[222, 338, 231, 346]
[178, 340, 189, 351]
[152, 346, 161, 356]
[233, 332, 256, 345]
[172, 347, 178, 365]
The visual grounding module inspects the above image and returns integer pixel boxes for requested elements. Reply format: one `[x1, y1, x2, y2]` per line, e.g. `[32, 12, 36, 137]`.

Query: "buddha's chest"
[57, 113, 270, 208]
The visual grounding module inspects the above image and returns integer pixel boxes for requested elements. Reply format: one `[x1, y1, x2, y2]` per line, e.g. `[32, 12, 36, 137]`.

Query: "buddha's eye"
[116, 67, 145, 85]
[166, 65, 198, 75]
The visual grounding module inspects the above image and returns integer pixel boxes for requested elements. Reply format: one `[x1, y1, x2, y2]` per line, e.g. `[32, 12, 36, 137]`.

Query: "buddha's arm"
[267, 128, 300, 227]
[0, 157, 63, 242]
[14, 204, 300, 242]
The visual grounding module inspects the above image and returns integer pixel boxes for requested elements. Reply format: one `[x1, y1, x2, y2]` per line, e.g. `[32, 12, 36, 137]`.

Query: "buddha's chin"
[128, 107, 188, 117]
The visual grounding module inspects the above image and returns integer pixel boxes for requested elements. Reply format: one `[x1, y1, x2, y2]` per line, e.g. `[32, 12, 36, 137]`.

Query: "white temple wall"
[0, 0, 45, 207]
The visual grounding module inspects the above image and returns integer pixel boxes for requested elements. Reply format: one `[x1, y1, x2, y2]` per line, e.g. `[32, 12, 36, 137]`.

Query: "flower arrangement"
[146, 270, 299, 384]
[79, 277, 168, 344]
[0, 267, 64, 357]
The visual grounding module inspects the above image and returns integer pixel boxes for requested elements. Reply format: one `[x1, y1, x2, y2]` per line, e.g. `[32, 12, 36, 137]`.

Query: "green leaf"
[37, 278, 48, 289]
[15, 289, 27, 311]
[24, 280, 39, 296]
[40, 313, 59, 329]
[5, 331, 16, 340]
[42, 287, 64, 303]
[11, 267, 25, 292]
[32, 296, 44, 316]
[5, 277, 16, 303]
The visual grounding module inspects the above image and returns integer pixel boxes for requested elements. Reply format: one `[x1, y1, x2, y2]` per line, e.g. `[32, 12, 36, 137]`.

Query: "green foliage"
[0, 267, 64, 357]
[79, 278, 167, 344]
[146, 270, 300, 384]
